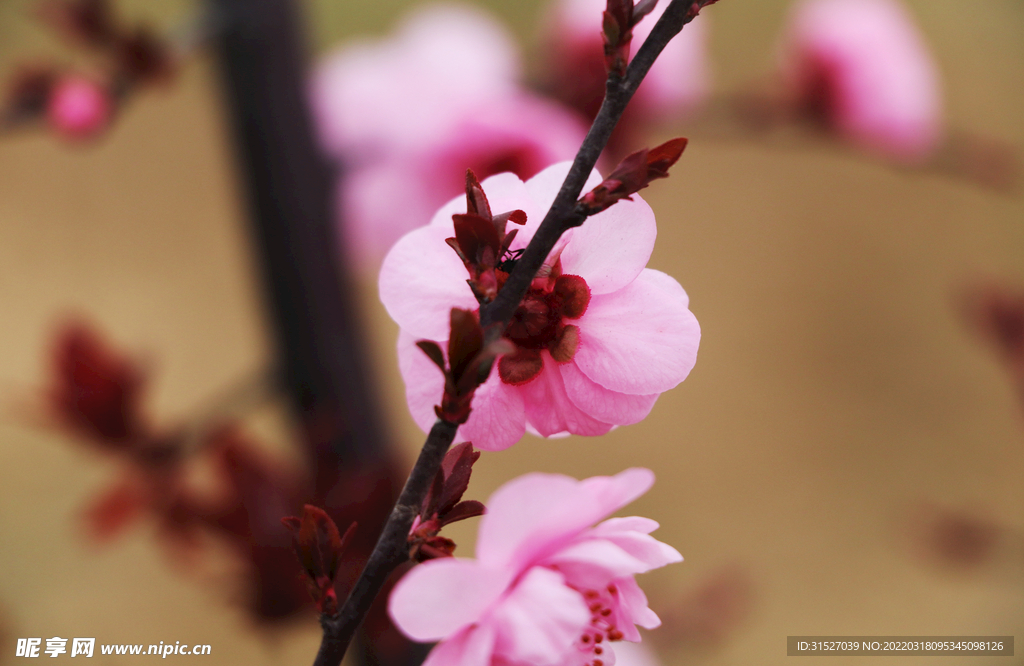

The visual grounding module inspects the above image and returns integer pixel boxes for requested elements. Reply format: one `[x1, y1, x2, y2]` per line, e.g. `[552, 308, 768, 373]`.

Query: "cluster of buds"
[446, 170, 529, 304]
[1, 0, 175, 140]
[416, 309, 513, 425]
[578, 137, 688, 214]
[281, 506, 357, 616]
[407, 443, 486, 561]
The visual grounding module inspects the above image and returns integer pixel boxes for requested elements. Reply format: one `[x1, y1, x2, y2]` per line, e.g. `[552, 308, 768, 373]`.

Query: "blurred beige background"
[1, 0, 1023, 664]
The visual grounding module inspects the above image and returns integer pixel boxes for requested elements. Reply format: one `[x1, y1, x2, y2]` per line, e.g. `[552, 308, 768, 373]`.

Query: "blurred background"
[0, 0, 1022, 664]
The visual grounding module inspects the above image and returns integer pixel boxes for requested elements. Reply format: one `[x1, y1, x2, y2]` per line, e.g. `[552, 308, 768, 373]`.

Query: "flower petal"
[422, 623, 496, 666]
[477, 468, 655, 570]
[586, 519, 683, 571]
[574, 269, 699, 394]
[380, 224, 479, 340]
[560, 361, 659, 425]
[389, 558, 510, 641]
[458, 370, 527, 451]
[397, 331, 446, 435]
[616, 576, 661, 630]
[341, 159, 434, 263]
[543, 539, 651, 587]
[590, 516, 660, 536]
[560, 192, 657, 295]
[488, 567, 590, 665]
[519, 353, 614, 437]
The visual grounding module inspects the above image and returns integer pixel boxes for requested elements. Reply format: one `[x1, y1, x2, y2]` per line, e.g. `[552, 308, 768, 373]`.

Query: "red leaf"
[464, 169, 492, 220]
[415, 340, 446, 373]
[437, 443, 480, 516]
[50, 321, 146, 446]
[447, 309, 485, 382]
[82, 477, 144, 541]
[439, 500, 485, 527]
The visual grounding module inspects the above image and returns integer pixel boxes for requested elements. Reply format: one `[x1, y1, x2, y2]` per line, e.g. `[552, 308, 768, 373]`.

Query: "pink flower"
[779, 0, 942, 161]
[311, 4, 588, 262]
[389, 468, 682, 666]
[379, 162, 700, 451]
[541, 0, 710, 130]
[46, 75, 111, 140]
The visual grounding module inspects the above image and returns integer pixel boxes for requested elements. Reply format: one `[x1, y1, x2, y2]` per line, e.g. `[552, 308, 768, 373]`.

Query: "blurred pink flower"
[380, 162, 700, 451]
[389, 468, 681, 666]
[541, 0, 710, 142]
[46, 75, 110, 140]
[311, 4, 588, 262]
[779, 0, 942, 161]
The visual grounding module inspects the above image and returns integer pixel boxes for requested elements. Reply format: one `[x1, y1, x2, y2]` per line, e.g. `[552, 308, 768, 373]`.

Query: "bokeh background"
[0, 0, 1022, 664]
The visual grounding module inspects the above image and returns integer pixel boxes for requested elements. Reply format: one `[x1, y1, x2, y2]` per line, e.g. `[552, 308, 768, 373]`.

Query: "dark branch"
[314, 419, 459, 665]
[311, 1, 717, 663]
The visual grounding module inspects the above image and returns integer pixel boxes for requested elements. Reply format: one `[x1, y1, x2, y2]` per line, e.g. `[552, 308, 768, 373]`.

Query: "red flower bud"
[579, 137, 688, 214]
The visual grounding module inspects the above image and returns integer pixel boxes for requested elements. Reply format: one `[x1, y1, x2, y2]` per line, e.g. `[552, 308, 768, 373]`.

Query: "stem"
[310, 2, 718, 663]
[315, 419, 459, 665]
[480, 0, 711, 330]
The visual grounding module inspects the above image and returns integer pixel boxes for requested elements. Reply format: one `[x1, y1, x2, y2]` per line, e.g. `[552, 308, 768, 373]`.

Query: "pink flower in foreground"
[541, 0, 709, 136]
[46, 75, 111, 140]
[311, 4, 588, 261]
[779, 0, 942, 161]
[389, 468, 681, 666]
[379, 162, 700, 451]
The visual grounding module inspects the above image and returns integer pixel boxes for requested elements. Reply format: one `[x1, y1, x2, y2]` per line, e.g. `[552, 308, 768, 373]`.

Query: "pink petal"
[379, 224, 479, 341]
[423, 94, 588, 203]
[560, 191, 657, 296]
[781, 0, 942, 160]
[311, 4, 519, 156]
[397, 331, 446, 435]
[519, 353, 614, 437]
[458, 370, 528, 451]
[590, 516, 659, 536]
[615, 576, 661, 630]
[422, 623, 496, 666]
[584, 523, 683, 571]
[543, 539, 651, 587]
[389, 558, 511, 641]
[574, 269, 700, 394]
[488, 567, 590, 665]
[560, 361, 659, 425]
[397, 333, 526, 450]
[477, 468, 655, 570]
[340, 159, 435, 263]
[523, 163, 604, 227]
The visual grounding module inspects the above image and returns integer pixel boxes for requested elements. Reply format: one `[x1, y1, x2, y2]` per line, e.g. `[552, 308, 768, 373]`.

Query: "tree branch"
[314, 419, 459, 666]
[312, 0, 717, 662]
[480, 0, 713, 330]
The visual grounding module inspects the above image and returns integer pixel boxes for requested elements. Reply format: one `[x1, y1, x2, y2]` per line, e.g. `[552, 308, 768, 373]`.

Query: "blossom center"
[575, 585, 625, 666]
[496, 271, 591, 385]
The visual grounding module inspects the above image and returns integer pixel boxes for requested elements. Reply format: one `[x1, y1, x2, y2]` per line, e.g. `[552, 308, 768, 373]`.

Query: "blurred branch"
[208, 0, 388, 470]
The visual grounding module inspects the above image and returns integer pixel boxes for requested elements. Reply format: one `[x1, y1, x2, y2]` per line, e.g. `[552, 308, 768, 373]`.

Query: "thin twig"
[311, 1, 717, 663]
